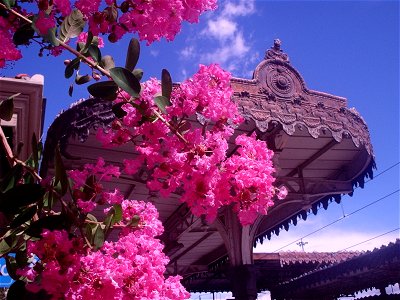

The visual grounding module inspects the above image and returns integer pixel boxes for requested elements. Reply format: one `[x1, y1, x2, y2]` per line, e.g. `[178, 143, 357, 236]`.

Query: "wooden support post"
[215, 207, 263, 300]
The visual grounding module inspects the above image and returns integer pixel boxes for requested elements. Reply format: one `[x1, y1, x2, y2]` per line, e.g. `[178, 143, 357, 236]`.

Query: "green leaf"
[83, 175, 96, 198]
[15, 249, 28, 268]
[58, 9, 85, 43]
[109, 67, 141, 98]
[0, 184, 45, 214]
[42, 27, 59, 46]
[54, 145, 69, 196]
[86, 213, 98, 223]
[2, 0, 15, 8]
[4, 235, 19, 252]
[79, 31, 93, 53]
[5, 255, 18, 280]
[0, 239, 12, 256]
[128, 215, 140, 227]
[112, 102, 128, 118]
[103, 213, 113, 234]
[113, 204, 122, 223]
[13, 23, 35, 45]
[104, 5, 118, 22]
[132, 68, 144, 81]
[154, 95, 170, 114]
[93, 225, 105, 249]
[0, 163, 23, 193]
[87, 81, 118, 100]
[10, 206, 37, 228]
[91, 35, 100, 47]
[88, 44, 101, 63]
[65, 57, 80, 78]
[161, 69, 173, 100]
[75, 74, 91, 85]
[68, 83, 74, 97]
[43, 190, 57, 209]
[0, 93, 19, 121]
[101, 55, 115, 71]
[125, 38, 140, 71]
[103, 203, 122, 233]
[31, 133, 39, 169]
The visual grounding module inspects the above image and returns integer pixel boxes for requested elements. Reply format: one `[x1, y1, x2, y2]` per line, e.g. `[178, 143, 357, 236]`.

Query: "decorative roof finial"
[265, 39, 290, 63]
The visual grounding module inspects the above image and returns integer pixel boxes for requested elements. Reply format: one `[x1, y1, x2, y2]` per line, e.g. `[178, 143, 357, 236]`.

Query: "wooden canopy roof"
[40, 40, 375, 282]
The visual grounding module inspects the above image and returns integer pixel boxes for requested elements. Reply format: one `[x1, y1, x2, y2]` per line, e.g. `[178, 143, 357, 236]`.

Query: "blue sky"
[1, 0, 399, 253]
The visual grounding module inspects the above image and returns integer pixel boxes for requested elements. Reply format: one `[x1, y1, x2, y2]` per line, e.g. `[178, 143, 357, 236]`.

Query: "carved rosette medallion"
[260, 64, 300, 99]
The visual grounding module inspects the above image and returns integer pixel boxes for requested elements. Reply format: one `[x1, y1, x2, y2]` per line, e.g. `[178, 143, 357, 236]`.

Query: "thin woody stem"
[152, 109, 189, 144]
[0, 3, 111, 78]
[0, 127, 43, 180]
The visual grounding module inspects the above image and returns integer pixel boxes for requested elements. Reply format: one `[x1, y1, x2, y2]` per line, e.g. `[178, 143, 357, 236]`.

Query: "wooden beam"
[286, 139, 338, 177]
[169, 232, 215, 264]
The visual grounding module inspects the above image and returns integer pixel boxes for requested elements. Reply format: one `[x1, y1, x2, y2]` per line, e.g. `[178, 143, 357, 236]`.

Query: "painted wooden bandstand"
[40, 40, 385, 299]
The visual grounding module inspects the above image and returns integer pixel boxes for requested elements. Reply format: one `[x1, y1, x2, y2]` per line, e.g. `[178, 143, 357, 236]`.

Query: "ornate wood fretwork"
[232, 41, 373, 156]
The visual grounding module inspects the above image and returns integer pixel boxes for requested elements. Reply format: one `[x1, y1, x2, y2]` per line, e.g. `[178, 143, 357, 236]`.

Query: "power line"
[268, 162, 399, 249]
[337, 228, 400, 252]
[273, 189, 400, 252]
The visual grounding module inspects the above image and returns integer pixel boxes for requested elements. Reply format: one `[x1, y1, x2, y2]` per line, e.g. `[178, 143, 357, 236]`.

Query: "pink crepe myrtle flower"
[77, 32, 105, 48]
[53, 0, 72, 16]
[0, 17, 22, 68]
[34, 11, 56, 35]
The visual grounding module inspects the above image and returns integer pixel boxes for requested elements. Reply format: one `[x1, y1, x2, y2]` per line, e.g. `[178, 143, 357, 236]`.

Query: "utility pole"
[296, 239, 308, 252]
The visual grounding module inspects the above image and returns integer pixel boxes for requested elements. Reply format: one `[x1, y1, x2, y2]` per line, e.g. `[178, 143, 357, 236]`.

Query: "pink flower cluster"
[20, 230, 82, 298]
[0, 0, 216, 66]
[69, 157, 120, 213]
[98, 64, 281, 225]
[78, 0, 217, 44]
[21, 201, 189, 299]
[34, 11, 56, 35]
[0, 16, 22, 68]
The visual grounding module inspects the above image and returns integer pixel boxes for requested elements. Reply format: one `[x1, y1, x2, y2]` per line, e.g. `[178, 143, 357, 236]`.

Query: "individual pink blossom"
[102, 189, 124, 205]
[49, 45, 64, 56]
[276, 185, 288, 200]
[77, 32, 105, 48]
[34, 11, 56, 35]
[77, 198, 97, 213]
[53, 0, 72, 16]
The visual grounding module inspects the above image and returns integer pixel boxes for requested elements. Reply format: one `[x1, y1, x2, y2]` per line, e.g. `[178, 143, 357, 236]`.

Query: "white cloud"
[180, 46, 195, 60]
[178, 0, 258, 76]
[150, 50, 159, 57]
[205, 17, 237, 40]
[201, 32, 249, 66]
[221, 0, 255, 17]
